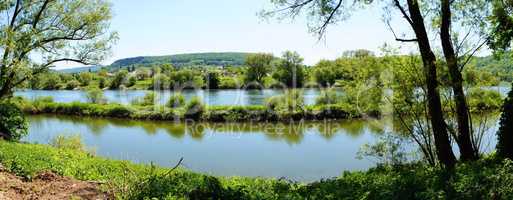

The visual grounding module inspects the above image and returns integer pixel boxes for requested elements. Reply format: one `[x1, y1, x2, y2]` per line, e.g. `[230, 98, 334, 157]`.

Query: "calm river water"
[15, 89, 329, 106]
[23, 115, 394, 181]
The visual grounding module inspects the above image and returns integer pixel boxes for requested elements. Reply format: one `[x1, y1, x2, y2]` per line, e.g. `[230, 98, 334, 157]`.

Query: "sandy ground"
[0, 165, 111, 200]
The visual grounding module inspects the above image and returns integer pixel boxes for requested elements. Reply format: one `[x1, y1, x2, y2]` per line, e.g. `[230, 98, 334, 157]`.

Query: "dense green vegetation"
[470, 55, 513, 83]
[21, 50, 510, 92]
[15, 96, 362, 122]
[497, 82, 513, 159]
[2, 140, 513, 199]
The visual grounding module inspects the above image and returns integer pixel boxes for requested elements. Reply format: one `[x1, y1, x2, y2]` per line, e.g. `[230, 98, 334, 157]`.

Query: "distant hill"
[58, 66, 103, 73]
[109, 52, 250, 69]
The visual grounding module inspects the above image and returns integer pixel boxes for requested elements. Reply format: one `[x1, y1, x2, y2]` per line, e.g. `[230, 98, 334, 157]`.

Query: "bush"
[86, 87, 106, 104]
[110, 70, 128, 89]
[219, 77, 240, 89]
[206, 105, 267, 122]
[266, 90, 304, 112]
[184, 97, 205, 120]
[105, 104, 134, 118]
[167, 93, 185, 108]
[126, 76, 137, 88]
[98, 77, 108, 89]
[132, 92, 156, 106]
[0, 102, 28, 141]
[65, 80, 81, 90]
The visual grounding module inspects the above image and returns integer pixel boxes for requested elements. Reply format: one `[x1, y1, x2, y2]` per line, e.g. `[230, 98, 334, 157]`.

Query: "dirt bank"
[0, 166, 111, 200]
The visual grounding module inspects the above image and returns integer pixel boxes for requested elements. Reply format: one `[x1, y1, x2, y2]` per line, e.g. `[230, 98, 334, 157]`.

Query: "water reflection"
[24, 114, 498, 181]
[26, 115, 392, 181]
[28, 114, 388, 144]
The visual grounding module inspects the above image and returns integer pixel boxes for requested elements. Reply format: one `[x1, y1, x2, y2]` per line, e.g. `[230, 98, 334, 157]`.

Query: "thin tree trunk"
[440, 0, 478, 161]
[407, 0, 457, 168]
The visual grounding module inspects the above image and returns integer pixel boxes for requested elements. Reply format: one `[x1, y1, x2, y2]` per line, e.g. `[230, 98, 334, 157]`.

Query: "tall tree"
[273, 51, 305, 88]
[245, 53, 274, 85]
[263, 0, 457, 167]
[439, 0, 480, 160]
[0, 0, 117, 98]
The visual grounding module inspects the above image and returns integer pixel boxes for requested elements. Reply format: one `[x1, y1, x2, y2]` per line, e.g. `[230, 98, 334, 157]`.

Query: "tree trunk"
[0, 131, 11, 140]
[440, 0, 478, 161]
[407, 0, 457, 168]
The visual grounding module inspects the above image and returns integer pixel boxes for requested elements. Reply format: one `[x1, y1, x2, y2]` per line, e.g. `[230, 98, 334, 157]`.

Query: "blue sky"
[59, 0, 417, 69]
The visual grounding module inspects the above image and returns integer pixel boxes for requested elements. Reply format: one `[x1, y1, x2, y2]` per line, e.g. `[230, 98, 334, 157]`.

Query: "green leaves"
[272, 51, 305, 88]
[0, 102, 28, 141]
[0, 0, 117, 98]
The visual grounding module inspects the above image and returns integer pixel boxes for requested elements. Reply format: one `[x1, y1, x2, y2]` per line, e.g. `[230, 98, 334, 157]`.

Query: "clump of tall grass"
[132, 92, 157, 106]
[184, 96, 205, 120]
[167, 93, 185, 108]
[49, 134, 95, 155]
[266, 89, 304, 113]
[315, 89, 342, 105]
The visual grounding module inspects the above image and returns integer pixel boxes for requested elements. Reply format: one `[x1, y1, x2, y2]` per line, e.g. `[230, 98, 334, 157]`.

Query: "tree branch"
[386, 21, 418, 42]
[9, 0, 22, 28]
[33, 0, 51, 29]
[316, 0, 343, 37]
[458, 39, 488, 71]
[274, 0, 315, 13]
[393, 0, 414, 27]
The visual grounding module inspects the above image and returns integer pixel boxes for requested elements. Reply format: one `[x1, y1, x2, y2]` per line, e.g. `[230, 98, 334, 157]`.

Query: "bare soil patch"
[0, 166, 111, 200]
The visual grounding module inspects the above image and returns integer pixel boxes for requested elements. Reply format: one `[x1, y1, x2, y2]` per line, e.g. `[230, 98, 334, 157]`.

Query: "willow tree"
[0, 0, 117, 98]
[263, 0, 492, 167]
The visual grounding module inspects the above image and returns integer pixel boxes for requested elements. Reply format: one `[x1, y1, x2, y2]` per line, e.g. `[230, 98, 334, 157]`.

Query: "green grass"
[2, 140, 513, 199]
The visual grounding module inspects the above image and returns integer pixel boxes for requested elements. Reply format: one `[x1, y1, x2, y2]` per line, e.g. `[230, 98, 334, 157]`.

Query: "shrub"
[86, 87, 106, 104]
[106, 104, 134, 118]
[167, 93, 185, 108]
[98, 77, 108, 89]
[132, 92, 156, 106]
[266, 90, 304, 113]
[110, 70, 128, 89]
[206, 105, 267, 122]
[184, 96, 205, 120]
[0, 102, 28, 141]
[65, 80, 81, 90]
[126, 76, 137, 88]
[219, 77, 240, 89]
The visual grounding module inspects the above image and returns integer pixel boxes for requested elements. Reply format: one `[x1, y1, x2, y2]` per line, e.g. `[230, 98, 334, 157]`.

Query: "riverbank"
[1, 140, 513, 199]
